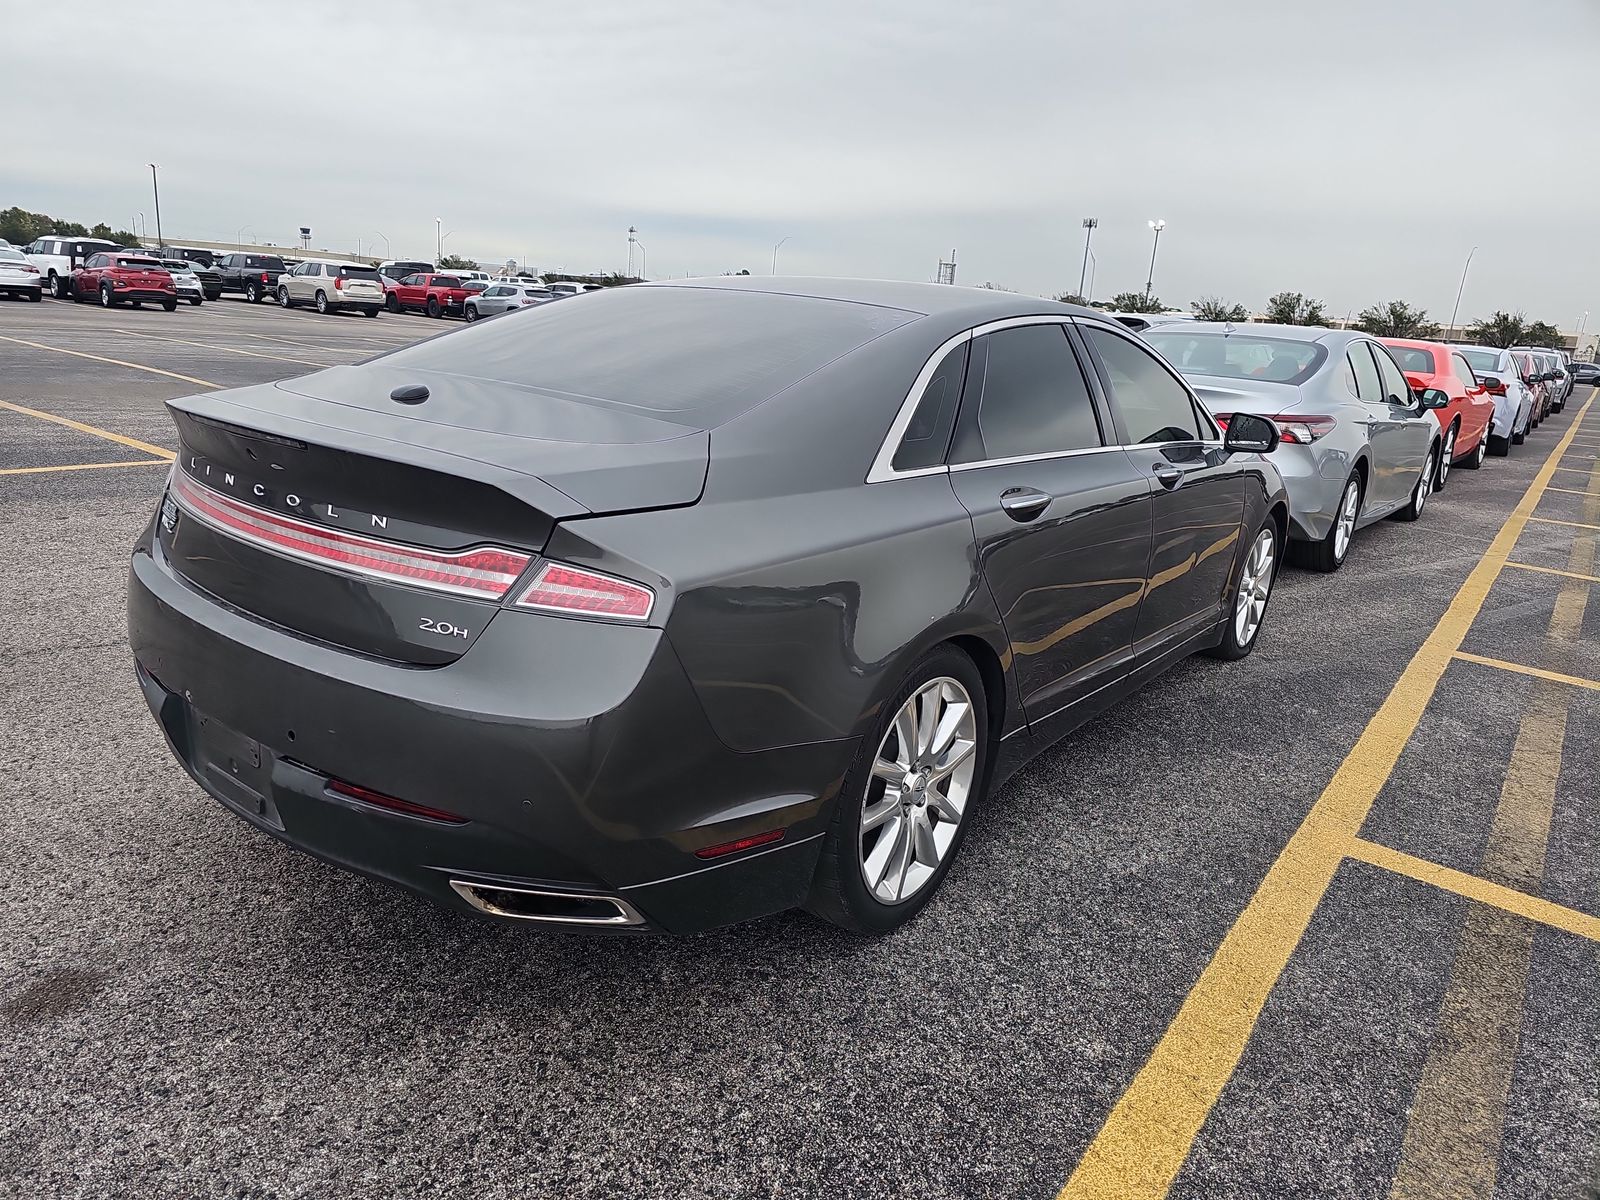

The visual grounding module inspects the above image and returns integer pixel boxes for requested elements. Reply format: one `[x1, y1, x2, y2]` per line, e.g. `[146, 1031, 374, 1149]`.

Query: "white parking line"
[111, 329, 333, 368]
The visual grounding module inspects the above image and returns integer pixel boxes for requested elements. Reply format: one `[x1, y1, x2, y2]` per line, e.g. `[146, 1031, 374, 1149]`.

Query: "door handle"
[999, 486, 1052, 523]
[1152, 463, 1184, 490]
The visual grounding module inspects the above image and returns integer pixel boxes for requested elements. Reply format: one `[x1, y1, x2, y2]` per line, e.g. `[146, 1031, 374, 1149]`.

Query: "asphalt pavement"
[1, 295, 1596, 1199]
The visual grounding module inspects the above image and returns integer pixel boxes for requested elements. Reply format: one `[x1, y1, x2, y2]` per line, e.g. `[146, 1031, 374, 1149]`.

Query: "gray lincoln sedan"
[1144, 323, 1445, 572]
[129, 279, 1288, 935]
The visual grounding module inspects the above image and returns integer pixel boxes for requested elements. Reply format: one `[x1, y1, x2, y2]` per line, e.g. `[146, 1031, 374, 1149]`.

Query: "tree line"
[1, 205, 141, 250]
[1050, 283, 1568, 348]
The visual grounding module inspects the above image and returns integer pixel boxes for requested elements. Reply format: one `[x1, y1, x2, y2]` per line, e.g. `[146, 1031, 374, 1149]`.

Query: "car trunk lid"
[158, 368, 706, 664]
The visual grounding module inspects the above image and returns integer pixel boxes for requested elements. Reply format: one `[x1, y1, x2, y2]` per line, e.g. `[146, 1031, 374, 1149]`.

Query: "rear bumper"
[114, 287, 176, 303]
[1265, 443, 1351, 541]
[126, 531, 849, 934]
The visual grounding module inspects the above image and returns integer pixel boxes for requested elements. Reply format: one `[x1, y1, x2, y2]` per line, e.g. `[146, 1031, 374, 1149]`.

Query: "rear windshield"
[1143, 331, 1327, 385]
[336, 266, 380, 280]
[1387, 346, 1437, 374]
[162, 261, 193, 270]
[247, 256, 286, 270]
[377, 285, 913, 426]
[176, 249, 214, 267]
[116, 257, 165, 269]
[433, 275, 462, 287]
[1461, 349, 1501, 372]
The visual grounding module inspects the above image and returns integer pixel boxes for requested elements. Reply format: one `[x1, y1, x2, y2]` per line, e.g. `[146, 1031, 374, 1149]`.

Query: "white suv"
[277, 260, 385, 317]
[24, 235, 121, 298]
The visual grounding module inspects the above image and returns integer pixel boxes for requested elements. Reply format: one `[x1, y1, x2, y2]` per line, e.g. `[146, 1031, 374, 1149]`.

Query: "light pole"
[373, 232, 391, 259]
[134, 213, 145, 243]
[1577, 310, 1590, 358]
[1078, 217, 1098, 299]
[435, 217, 442, 263]
[149, 164, 163, 249]
[1087, 249, 1097, 304]
[1448, 246, 1477, 339]
[772, 235, 791, 275]
[236, 225, 253, 249]
[628, 226, 640, 277]
[1144, 219, 1165, 301]
[632, 236, 648, 280]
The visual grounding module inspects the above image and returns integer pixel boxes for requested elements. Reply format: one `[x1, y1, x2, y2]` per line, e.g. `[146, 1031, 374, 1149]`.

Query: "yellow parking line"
[0, 334, 219, 389]
[1506, 561, 1600, 585]
[1056, 395, 1592, 1200]
[1347, 838, 1600, 942]
[1452, 651, 1600, 693]
[1528, 515, 1600, 532]
[0, 459, 169, 476]
[113, 328, 333, 368]
[0, 400, 176, 461]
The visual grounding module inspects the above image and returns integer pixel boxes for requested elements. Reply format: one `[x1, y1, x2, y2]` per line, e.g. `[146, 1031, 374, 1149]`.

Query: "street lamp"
[134, 213, 145, 243]
[435, 217, 442, 262]
[149, 164, 164, 249]
[372, 232, 391, 259]
[772, 235, 791, 275]
[1078, 217, 1098, 299]
[1144, 219, 1165, 301]
[236, 225, 254, 249]
[1448, 246, 1477, 339]
[1087, 248, 1097, 304]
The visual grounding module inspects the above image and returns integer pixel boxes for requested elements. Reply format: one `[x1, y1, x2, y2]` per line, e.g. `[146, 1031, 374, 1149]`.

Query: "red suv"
[71, 252, 178, 311]
[385, 272, 470, 318]
[1381, 338, 1496, 485]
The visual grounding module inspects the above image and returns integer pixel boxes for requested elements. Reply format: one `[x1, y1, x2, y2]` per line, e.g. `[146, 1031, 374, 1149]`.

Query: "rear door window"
[1371, 344, 1414, 404]
[951, 324, 1102, 463]
[1348, 345, 1383, 403]
[1083, 324, 1205, 444]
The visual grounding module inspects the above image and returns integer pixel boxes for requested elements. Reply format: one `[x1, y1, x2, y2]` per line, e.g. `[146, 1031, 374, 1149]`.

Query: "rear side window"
[1084, 325, 1202, 444]
[1370, 345, 1414, 404]
[892, 342, 968, 471]
[952, 324, 1101, 463]
[1348, 345, 1382, 403]
[377, 284, 913, 426]
[1451, 353, 1477, 385]
[1388, 345, 1436, 374]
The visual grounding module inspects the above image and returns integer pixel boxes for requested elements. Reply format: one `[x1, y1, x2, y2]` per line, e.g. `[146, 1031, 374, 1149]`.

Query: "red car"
[1513, 351, 1551, 426]
[70, 252, 178, 311]
[385, 272, 470, 318]
[1381, 337, 1496, 485]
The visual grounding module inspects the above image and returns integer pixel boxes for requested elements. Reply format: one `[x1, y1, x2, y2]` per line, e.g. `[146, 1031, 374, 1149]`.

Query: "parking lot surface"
[2, 297, 1597, 1199]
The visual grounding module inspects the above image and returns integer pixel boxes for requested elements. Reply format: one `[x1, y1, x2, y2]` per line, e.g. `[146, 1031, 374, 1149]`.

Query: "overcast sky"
[11, 0, 1598, 325]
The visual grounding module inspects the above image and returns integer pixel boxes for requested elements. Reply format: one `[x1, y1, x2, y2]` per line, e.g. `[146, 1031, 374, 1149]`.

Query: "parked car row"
[123, 278, 1597, 940]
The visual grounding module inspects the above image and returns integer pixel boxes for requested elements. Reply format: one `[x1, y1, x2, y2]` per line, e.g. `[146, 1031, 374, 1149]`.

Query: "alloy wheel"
[1333, 480, 1359, 562]
[1234, 528, 1275, 647]
[1439, 427, 1455, 486]
[859, 677, 978, 906]
[1415, 455, 1432, 514]
[1475, 435, 1487, 467]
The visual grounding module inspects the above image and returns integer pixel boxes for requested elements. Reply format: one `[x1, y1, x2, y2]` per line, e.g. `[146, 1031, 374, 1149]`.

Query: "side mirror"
[1222, 412, 1280, 454]
[1480, 375, 1501, 391]
[1419, 388, 1451, 409]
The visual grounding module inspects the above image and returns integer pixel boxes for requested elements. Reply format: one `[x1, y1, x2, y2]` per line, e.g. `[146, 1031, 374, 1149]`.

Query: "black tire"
[1393, 445, 1437, 522]
[49, 273, 67, 299]
[278, 286, 293, 309]
[464, 304, 479, 323]
[162, 299, 177, 312]
[314, 290, 329, 314]
[100, 283, 116, 308]
[364, 307, 379, 318]
[806, 645, 990, 935]
[1435, 421, 1459, 490]
[27, 289, 42, 303]
[1297, 472, 1362, 573]
[1207, 519, 1279, 661]
[245, 282, 259, 303]
[1512, 422, 1526, 446]
[188, 297, 202, 307]
[426, 295, 441, 318]
[1461, 428, 1488, 469]
[1488, 434, 1511, 457]
[385, 293, 400, 313]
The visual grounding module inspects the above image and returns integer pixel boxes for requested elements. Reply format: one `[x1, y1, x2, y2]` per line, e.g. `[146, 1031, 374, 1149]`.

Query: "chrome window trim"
[949, 444, 1123, 472]
[865, 328, 972, 484]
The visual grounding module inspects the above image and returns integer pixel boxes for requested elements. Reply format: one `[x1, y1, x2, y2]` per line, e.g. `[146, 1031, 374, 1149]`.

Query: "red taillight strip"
[168, 470, 530, 598]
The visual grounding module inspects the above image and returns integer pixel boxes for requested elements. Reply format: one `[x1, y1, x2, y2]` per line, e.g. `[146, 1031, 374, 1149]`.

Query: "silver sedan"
[0, 247, 43, 301]
[1144, 323, 1444, 571]
[463, 283, 556, 322]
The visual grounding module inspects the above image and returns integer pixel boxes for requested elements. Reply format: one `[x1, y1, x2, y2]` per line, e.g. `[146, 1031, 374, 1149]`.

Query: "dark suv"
[217, 253, 288, 303]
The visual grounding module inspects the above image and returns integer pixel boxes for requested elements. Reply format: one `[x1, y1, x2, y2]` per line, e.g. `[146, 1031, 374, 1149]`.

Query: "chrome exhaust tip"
[448, 879, 645, 927]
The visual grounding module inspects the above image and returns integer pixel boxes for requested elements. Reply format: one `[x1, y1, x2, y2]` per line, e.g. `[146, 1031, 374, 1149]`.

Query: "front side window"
[953, 324, 1101, 462]
[86, 254, 105, 269]
[1370, 344, 1414, 404]
[1085, 325, 1202, 444]
[892, 342, 968, 471]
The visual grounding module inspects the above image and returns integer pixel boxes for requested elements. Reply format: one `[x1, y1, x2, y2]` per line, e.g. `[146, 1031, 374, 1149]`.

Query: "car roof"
[302, 258, 372, 269]
[1145, 319, 1351, 344]
[635, 275, 1100, 323]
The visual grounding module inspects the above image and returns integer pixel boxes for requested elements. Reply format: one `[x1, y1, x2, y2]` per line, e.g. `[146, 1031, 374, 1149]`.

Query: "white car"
[0, 247, 44, 301]
[277, 259, 385, 316]
[162, 259, 205, 306]
[1456, 345, 1535, 454]
[22, 234, 120, 298]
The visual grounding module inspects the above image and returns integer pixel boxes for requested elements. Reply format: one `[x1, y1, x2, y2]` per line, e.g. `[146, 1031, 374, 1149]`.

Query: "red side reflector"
[169, 471, 531, 598]
[328, 778, 468, 824]
[694, 828, 786, 860]
[516, 561, 654, 621]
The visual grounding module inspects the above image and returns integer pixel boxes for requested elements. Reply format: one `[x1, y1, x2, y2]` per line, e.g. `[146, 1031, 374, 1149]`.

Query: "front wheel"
[1208, 522, 1278, 660]
[188, 297, 202, 307]
[1394, 446, 1438, 522]
[100, 283, 116, 308]
[162, 299, 177, 312]
[1298, 473, 1361, 573]
[1435, 422, 1458, 490]
[363, 307, 379, 318]
[806, 647, 988, 934]
[278, 286, 292, 308]
[1462, 429, 1489, 469]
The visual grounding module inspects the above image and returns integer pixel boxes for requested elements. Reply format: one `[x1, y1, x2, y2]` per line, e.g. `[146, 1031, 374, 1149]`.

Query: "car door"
[1078, 321, 1247, 655]
[1368, 342, 1434, 498]
[1347, 341, 1408, 510]
[78, 253, 103, 296]
[1450, 351, 1493, 446]
[943, 320, 1154, 726]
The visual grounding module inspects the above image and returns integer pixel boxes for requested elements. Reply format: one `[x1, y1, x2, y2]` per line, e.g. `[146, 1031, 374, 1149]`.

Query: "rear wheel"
[426, 296, 441, 318]
[49, 273, 67, 299]
[188, 296, 202, 306]
[245, 282, 260, 303]
[27, 289, 42, 303]
[1488, 434, 1511, 457]
[464, 304, 479, 323]
[385, 293, 400, 313]
[807, 646, 988, 934]
[364, 307, 379, 318]
[314, 290, 329, 314]
[1208, 522, 1278, 660]
[1394, 446, 1437, 522]
[162, 299, 177, 312]
[1299, 473, 1361, 573]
